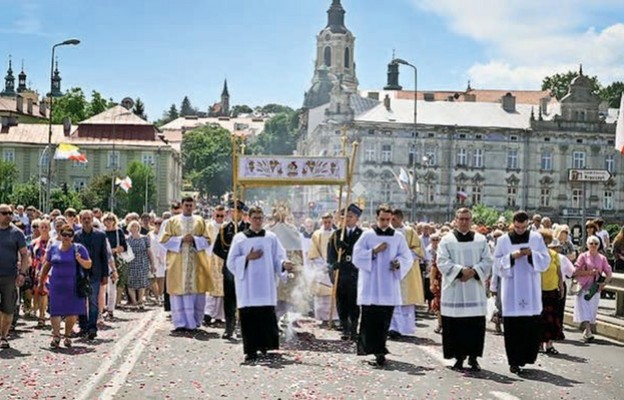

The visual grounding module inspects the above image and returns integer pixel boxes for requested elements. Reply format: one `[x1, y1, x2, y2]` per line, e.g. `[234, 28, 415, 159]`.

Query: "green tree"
[180, 96, 195, 116]
[52, 88, 113, 124]
[9, 178, 40, 208]
[600, 81, 624, 108]
[232, 104, 253, 116]
[125, 161, 156, 213]
[182, 124, 233, 195]
[88, 90, 111, 116]
[133, 98, 148, 120]
[249, 111, 300, 155]
[471, 203, 512, 227]
[0, 161, 17, 203]
[257, 104, 294, 114]
[167, 104, 179, 120]
[541, 71, 602, 100]
[49, 188, 83, 211]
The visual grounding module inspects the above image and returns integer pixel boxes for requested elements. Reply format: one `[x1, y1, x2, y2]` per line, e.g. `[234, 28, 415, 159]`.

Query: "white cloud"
[6, 0, 44, 35]
[414, 0, 624, 86]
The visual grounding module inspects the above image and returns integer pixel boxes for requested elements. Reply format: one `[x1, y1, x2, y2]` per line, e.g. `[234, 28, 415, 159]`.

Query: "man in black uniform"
[213, 200, 249, 339]
[327, 204, 363, 341]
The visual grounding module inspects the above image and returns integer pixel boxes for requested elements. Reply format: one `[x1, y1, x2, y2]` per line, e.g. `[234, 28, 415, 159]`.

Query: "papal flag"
[115, 176, 133, 192]
[615, 93, 624, 154]
[54, 143, 87, 163]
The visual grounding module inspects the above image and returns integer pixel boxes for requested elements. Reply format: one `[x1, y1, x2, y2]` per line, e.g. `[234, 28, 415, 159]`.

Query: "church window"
[541, 151, 552, 171]
[472, 149, 483, 168]
[424, 147, 436, 166]
[381, 144, 392, 163]
[344, 47, 351, 69]
[456, 148, 467, 166]
[472, 185, 482, 204]
[540, 187, 551, 207]
[605, 154, 615, 173]
[364, 144, 376, 162]
[571, 188, 583, 208]
[506, 149, 518, 169]
[507, 185, 517, 207]
[381, 182, 392, 203]
[604, 191, 614, 210]
[572, 151, 585, 169]
[408, 145, 418, 167]
[324, 46, 331, 67]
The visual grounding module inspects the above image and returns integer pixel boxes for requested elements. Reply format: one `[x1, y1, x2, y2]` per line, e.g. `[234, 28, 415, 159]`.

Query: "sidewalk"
[564, 294, 624, 342]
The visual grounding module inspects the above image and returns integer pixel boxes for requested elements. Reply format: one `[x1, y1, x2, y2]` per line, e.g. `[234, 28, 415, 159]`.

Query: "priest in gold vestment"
[160, 197, 214, 330]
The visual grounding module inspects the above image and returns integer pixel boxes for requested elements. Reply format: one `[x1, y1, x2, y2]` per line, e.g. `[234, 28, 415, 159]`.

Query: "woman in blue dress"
[38, 224, 92, 348]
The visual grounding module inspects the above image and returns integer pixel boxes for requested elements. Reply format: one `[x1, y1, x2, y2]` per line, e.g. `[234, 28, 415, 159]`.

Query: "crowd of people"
[0, 200, 617, 375]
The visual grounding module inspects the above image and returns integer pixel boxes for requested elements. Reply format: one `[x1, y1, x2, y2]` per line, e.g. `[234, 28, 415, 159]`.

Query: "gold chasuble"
[160, 215, 214, 295]
[401, 227, 425, 305]
[207, 222, 224, 297]
[307, 229, 333, 296]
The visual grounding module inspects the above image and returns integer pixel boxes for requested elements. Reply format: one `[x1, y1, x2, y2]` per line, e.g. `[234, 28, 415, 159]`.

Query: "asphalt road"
[2, 306, 623, 400]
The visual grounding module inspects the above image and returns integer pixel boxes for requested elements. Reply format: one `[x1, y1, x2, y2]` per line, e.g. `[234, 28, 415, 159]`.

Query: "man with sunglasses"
[494, 210, 550, 375]
[0, 204, 30, 349]
[204, 205, 227, 326]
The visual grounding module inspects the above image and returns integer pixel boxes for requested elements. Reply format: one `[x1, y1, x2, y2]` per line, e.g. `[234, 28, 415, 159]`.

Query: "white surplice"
[352, 229, 413, 306]
[226, 230, 288, 308]
[493, 232, 550, 316]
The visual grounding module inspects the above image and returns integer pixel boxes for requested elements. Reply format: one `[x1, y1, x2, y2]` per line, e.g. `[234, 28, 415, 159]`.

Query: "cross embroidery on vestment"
[519, 299, 528, 308]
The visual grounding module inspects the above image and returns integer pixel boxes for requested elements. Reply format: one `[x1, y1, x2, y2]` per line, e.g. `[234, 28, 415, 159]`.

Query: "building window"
[72, 178, 88, 192]
[408, 144, 417, 167]
[344, 47, 351, 69]
[332, 144, 342, 156]
[424, 147, 436, 166]
[604, 191, 614, 210]
[540, 187, 551, 207]
[605, 154, 615, 173]
[381, 144, 392, 163]
[572, 151, 586, 169]
[426, 183, 435, 204]
[571, 188, 583, 208]
[381, 182, 392, 203]
[365, 144, 376, 162]
[472, 149, 483, 168]
[107, 151, 121, 169]
[368, 129, 375, 135]
[142, 152, 155, 166]
[456, 148, 467, 166]
[323, 46, 331, 67]
[506, 149, 518, 169]
[507, 185, 517, 207]
[541, 151, 552, 171]
[472, 186, 482, 204]
[3, 149, 15, 163]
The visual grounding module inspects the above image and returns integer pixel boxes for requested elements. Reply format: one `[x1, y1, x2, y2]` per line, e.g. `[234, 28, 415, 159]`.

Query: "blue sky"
[1, 0, 623, 121]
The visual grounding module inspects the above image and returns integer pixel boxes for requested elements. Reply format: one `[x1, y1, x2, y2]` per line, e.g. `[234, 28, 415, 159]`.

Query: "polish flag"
[54, 143, 88, 163]
[615, 93, 624, 154]
[115, 176, 133, 192]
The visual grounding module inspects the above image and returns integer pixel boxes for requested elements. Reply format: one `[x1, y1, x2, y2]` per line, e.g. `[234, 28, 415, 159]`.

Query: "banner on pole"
[238, 156, 348, 186]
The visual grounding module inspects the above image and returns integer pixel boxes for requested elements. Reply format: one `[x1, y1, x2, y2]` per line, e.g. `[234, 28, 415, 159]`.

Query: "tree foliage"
[181, 124, 233, 196]
[125, 161, 156, 213]
[256, 104, 294, 114]
[0, 161, 18, 203]
[180, 96, 196, 116]
[133, 98, 147, 120]
[9, 178, 40, 208]
[49, 188, 83, 211]
[232, 104, 253, 116]
[471, 203, 512, 228]
[52, 87, 114, 124]
[541, 71, 601, 100]
[249, 111, 300, 155]
[600, 81, 624, 108]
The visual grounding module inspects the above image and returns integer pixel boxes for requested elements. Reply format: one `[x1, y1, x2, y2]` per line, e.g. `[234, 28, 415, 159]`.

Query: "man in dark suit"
[74, 210, 110, 341]
[212, 200, 249, 339]
[327, 203, 363, 341]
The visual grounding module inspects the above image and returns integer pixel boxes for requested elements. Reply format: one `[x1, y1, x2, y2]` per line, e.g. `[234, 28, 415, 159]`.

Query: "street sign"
[568, 169, 611, 182]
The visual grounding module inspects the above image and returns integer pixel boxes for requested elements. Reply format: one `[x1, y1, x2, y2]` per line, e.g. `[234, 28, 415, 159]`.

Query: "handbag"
[569, 278, 582, 296]
[116, 229, 135, 263]
[74, 245, 92, 298]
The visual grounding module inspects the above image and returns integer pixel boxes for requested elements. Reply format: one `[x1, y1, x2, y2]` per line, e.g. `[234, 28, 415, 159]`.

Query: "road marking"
[97, 310, 165, 400]
[490, 391, 521, 400]
[75, 309, 160, 400]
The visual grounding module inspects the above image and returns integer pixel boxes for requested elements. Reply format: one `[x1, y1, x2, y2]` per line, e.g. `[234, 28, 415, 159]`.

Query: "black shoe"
[468, 357, 481, 371]
[509, 365, 523, 375]
[222, 331, 234, 339]
[86, 332, 97, 341]
[203, 315, 212, 326]
[374, 354, 386, 366]
[388, 330, 401, 340]
[244, 353, 258, 363]
[451, 359, 464, 370]
[340, 330, 350, 340]
[350, 332, 358, 341]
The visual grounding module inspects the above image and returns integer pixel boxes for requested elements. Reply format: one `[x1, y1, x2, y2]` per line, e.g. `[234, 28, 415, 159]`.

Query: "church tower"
[17, 61, 27, 93]
[1, 57, 16, 96]
[303, 0, 358, 109]
[221, 79, 230, 116]
[51, 60, 63, 97]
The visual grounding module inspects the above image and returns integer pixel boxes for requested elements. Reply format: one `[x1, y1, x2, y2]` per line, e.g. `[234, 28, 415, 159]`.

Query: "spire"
[17, 59, 27, 93]
[221, 79, 229, 97]
[51, 59, 62, 97]
[579, 64, 583, 76]
[384, 59, 402, 91]
[466, 80, 472, 91]
[1, 56, 16, 96]
[326, 0, 347, 34]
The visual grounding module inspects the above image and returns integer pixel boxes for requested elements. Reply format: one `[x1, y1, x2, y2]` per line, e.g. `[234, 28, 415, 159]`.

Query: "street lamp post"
[110, 110, 133, 213]
[392, 58, 417, 222]
[46, 38, 80, 212]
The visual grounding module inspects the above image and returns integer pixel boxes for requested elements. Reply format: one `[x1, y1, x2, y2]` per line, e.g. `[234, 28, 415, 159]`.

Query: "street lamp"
[46, 38, 80, 212]
[392, 58, 418, 222]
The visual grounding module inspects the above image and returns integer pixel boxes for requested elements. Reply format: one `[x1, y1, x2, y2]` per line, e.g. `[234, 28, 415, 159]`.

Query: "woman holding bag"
[38, 224, 92, 348]
[103, 213, 128, 319]
[573, 235, 612, 343]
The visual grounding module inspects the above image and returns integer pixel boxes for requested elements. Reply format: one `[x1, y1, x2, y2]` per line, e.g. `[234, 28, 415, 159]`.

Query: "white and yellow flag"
[615, 93, 624, 155]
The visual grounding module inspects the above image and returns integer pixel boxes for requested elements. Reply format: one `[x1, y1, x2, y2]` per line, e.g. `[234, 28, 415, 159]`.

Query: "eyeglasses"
[588, 242, 599, 246]
[0, 211, 12, 215]
[215, 214, 225, 218]
[32, 225, 40, 229]
[61, 232, 74, 238]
